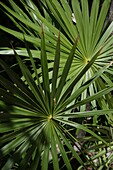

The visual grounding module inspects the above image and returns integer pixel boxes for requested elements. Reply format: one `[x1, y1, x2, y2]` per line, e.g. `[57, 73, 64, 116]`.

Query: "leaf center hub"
[48, 115, 52, 121]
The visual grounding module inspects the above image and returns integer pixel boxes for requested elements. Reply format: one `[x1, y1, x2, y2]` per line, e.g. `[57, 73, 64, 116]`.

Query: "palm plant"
[1, 1, 113, 169]
[0, 0, 113, 113]
[0, 29, 113, 169]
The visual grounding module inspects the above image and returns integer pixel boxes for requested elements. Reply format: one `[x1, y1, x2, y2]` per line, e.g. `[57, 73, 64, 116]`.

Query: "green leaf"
[58, 47, 103, 106]
[51, 32, 60, 97]
[60, 109, 113, 119]
[56, 119, 107, 144]
[54, 128, 72, 170]
[54, 124, 84, 166]
[50, 124, 59, 170]
[41, 29, 50, 99]
[55, 35, 79, 102]
[15, 54, 48, 114]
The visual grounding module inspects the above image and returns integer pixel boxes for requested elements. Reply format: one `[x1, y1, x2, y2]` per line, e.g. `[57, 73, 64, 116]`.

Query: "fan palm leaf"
[0, 0, 113, 112]
[0, 31, 113, 169]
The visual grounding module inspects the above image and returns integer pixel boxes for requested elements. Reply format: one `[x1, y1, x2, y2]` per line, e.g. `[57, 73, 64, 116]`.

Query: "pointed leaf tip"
[10, 43, 16, 56]
[75, 33, 80, 44]
[58, 31, 60, 39]
[40, 25, 44, 37]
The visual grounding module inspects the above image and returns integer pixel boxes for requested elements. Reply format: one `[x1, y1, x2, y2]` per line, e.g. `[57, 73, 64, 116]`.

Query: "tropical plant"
[1, 0, 113, 113]
[0, 30, 113, 170]
[1, 0, 113, 169]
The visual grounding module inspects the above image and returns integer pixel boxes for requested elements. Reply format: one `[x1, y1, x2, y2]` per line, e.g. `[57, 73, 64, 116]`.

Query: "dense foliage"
[0, 0, 113, 169]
